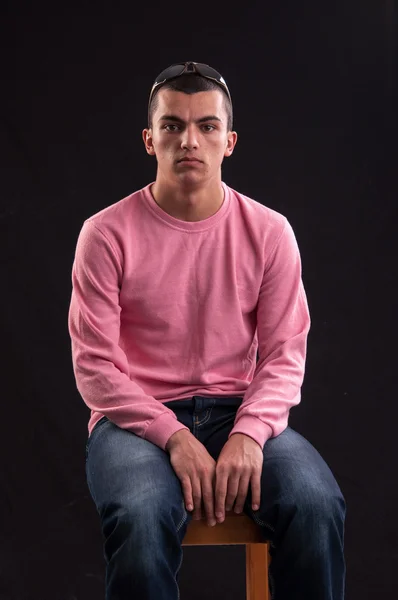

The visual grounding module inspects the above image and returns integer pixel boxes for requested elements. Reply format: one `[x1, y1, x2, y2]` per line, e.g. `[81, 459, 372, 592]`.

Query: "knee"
[101, 494, 187, 571]
[102, 489, 187, 543]
[130, 490, 187, 527]
[291, 479, 346, 524]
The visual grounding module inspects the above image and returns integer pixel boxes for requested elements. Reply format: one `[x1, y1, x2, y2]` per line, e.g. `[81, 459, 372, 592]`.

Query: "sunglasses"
[148, 61, 232, 109]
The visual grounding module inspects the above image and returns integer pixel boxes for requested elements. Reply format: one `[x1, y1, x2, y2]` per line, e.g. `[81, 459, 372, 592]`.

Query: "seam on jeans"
[176, 547, 184, 600]
[176, 507, 188, 533]
[250, 510, 276, 532]
[269, 567, 276, 599]
[250, 511, 276, 549]
[86, 416, 108, 455]
[249, 510, 276, 598]
[92, 415, 108, 434]
[176, 504, 188, 600]
[196, 398, 216, 427]
[197, 407, 213, 426]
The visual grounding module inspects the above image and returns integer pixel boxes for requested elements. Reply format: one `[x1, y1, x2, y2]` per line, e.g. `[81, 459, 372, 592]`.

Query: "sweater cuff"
[144, 411, 190, 451]
[228, 416, 273, 450]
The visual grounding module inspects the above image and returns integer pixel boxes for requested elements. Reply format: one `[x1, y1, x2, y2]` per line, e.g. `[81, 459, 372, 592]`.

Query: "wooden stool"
[182, 510, 271, 599]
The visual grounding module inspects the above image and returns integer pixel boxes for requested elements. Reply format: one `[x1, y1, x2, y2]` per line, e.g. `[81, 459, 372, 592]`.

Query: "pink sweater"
[68, 182, 310, 451]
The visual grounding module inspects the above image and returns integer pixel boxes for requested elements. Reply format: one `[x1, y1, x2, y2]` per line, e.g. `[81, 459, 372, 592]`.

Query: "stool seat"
[182, 510, 271, 599]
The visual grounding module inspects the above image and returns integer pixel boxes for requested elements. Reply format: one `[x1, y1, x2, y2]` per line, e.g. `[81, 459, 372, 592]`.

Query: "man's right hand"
[166, 429, 217, 527]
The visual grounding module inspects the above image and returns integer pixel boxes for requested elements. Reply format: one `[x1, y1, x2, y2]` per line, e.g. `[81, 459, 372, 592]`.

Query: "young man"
[68, 61, 346, 600]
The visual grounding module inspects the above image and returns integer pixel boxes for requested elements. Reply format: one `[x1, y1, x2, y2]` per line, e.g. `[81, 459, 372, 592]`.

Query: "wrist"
[166, 428, 190, 452]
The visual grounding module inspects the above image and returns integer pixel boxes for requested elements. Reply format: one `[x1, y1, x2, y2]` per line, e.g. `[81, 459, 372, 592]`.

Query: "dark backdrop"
[1, 2, 397, 599]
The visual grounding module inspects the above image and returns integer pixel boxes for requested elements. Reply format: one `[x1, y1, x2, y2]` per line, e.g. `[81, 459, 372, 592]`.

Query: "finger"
[250, 472, 262, 510]
[214, 469, 228, 519]
[191, 478, 203, 520]
[181, 477, 193, 513]
[225, 474, 240, 511]
[233, 474, 251, 513]
[201, 475, 216, 526]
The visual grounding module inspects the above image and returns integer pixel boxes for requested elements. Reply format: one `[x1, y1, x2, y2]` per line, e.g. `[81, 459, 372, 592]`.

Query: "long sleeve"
[228, 218, 311, 449]
[68, 220, 189, 450]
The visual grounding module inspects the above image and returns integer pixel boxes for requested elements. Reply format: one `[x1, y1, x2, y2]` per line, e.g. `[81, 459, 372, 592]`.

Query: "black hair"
[148, 74, 233, 131]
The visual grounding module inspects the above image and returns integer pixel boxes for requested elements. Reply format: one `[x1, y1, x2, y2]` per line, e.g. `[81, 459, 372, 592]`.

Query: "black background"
[1, 1, 397, 599]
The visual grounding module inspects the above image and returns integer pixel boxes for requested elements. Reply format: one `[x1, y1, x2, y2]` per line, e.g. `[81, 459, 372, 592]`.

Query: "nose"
[180, 125, 199, 150]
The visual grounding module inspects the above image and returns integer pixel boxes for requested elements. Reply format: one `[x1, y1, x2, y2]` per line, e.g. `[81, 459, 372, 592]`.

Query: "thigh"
[244, 426, 346, 525]
[85, 417, 186, 520]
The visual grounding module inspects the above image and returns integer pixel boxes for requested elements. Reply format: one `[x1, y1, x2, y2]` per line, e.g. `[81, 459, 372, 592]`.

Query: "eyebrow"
[159, 114, 222, 124]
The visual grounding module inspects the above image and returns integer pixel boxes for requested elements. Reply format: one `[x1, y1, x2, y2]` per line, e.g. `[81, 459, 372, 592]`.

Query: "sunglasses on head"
[148, 61, 232, 109]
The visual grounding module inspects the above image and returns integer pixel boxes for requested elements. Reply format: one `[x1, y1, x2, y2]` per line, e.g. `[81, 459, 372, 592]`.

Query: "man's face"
[142, 89, 237, 187]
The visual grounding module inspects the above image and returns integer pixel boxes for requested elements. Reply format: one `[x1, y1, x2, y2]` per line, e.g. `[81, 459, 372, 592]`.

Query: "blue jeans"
[85, 395, 346, 599]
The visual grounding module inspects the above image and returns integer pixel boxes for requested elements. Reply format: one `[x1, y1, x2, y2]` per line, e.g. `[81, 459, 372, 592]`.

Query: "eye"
[164, 124, 181, 132]
[202, 125, 216, 132]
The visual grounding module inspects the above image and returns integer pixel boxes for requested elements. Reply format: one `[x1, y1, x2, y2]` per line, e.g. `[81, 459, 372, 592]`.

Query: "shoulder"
[77, 185, 151, 252]
[225, 182, 289, 241]
[85, 187, 145, 230]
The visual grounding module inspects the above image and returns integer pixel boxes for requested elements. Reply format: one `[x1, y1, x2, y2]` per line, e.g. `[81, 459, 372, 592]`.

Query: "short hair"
[148, 73, 233, 132]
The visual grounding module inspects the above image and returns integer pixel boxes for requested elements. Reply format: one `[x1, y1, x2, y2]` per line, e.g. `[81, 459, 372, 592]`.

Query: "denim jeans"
[85, 395, 346, 600]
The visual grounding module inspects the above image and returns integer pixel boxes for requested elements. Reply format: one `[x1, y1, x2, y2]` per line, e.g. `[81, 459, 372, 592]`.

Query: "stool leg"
[246, 543, 270, 600]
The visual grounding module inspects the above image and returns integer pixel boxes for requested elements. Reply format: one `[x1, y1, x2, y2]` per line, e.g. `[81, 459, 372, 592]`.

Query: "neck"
[150, 176, 224, 222]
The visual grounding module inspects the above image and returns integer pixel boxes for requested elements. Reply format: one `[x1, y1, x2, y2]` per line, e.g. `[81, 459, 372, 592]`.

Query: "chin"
[173, 168, 202, 179]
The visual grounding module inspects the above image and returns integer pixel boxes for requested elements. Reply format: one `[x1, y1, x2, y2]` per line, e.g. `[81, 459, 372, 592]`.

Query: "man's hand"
[167, 429, 218, 527]
[214, 433, 263, 523]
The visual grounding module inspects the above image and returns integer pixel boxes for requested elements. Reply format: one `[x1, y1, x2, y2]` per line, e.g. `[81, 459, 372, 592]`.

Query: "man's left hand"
[214, 433, 263, 522]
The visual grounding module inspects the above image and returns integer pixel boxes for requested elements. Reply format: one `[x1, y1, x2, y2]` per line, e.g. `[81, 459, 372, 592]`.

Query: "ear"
[142, 128, 156, 156]
[224, 131, 238, 157]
